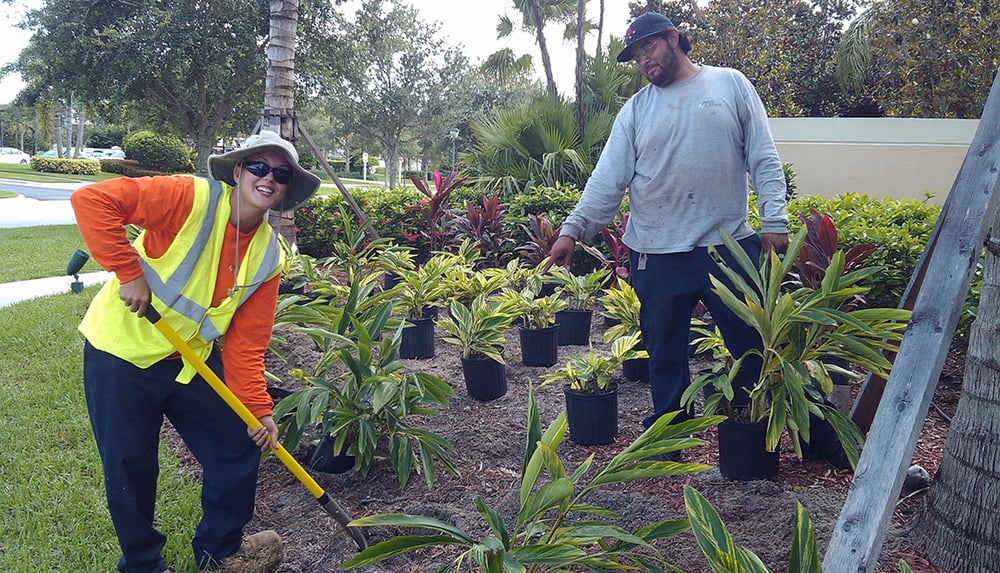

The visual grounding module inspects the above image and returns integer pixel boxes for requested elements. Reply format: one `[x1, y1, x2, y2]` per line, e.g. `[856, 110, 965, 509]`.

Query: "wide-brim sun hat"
[616, 12, 677, 63]
[208, 130, 322, 212]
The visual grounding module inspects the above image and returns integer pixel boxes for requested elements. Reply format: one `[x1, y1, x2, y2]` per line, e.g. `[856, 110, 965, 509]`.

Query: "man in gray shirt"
[548, 12, 792, 458]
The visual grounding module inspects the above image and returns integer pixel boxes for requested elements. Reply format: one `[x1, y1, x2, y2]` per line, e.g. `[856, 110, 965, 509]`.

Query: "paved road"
[0, 180, 108, 307]
[0, 180, 77, 200]
[0, 179, 82, 228]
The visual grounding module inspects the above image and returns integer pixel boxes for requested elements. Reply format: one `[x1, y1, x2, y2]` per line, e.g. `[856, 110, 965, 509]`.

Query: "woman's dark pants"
[83, 343, 259, 573]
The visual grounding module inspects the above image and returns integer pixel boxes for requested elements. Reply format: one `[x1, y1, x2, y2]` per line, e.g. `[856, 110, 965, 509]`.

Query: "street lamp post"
[447, 127, 459, 172]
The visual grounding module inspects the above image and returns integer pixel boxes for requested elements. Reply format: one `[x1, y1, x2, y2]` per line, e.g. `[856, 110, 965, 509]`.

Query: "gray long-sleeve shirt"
[560, 65, 788, 253]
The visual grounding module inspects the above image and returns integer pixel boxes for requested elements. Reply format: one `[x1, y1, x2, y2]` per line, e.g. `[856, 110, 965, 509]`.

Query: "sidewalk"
[0, 271, 111, 309]
[0, 195, 77, 228]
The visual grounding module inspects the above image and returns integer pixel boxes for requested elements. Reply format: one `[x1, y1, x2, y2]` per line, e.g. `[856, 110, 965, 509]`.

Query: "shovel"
[143, 305, 369, 550]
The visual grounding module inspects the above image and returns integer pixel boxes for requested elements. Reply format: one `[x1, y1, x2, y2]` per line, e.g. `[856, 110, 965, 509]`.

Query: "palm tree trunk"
[264, 0, 300, 245]
[54, 106, 63, 157]
[918, 209, 1000, 571]
[597, 0, 604, 51]
[75, 104, 85, 156]
[531, 0, 558, 96]
[574, 0, 586, 137]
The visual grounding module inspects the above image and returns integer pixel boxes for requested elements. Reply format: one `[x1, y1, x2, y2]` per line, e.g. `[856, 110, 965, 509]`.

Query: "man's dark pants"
[631, 235, 764, 430]
[631, 235, 843, 454]
[83, 343, 259, 573]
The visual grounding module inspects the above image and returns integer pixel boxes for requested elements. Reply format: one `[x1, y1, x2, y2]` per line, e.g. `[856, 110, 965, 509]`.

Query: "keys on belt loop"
[637, 252, 648, 271]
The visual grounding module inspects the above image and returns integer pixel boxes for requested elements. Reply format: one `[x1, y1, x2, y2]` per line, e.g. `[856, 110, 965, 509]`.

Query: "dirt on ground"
[166, 312, 963, 572]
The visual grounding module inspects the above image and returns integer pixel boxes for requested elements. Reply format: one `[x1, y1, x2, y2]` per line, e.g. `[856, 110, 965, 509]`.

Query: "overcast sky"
[0, 0, 635, 105]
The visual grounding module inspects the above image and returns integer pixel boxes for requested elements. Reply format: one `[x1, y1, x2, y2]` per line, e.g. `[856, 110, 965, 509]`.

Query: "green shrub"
[99, 159, 165, 178]
[29, 156, 101, 175]
[787, 193, 941, 310]
[294, 186, 424, 257]
[122, 131, 191, 173]
[87, 125, 127, 148]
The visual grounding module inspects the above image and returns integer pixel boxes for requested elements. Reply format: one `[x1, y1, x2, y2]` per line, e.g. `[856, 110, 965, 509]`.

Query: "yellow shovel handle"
[143, 306, 323, 498]
[143, 305, 368, 550]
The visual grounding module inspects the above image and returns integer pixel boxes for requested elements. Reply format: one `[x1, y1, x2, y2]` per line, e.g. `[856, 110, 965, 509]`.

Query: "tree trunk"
[574, 0, 586, 138]
[385, 143, 399, 190]
[194, 134, 215, 178]
[75, 105, 85, 156]
[264, 0, 300, 246]
[54, 107, 63, 157]
[531, 0, 558, 97]
[597, 0, 605, 52]
[918, 209, 1000, 572]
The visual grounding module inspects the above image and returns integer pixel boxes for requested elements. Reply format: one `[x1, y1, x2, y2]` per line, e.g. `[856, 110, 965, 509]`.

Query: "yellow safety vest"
[79, 178, 284, 382]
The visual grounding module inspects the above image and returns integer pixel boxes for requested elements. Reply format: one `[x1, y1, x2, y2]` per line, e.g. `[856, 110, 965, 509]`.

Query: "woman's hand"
[118, 276, 152, 317]
[249, 415, 280, 452]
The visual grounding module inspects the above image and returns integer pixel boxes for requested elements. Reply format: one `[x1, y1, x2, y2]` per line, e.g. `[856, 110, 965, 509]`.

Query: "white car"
[88, 148, 126, 160]
[0, 147, 31, 164]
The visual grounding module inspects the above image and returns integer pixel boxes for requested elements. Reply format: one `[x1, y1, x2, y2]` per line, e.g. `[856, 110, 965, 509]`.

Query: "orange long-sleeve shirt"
[72, 176, 279, 418]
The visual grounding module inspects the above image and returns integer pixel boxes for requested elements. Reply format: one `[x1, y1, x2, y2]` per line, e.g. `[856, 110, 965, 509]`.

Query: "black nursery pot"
[399, 317, 435, 359]
[518, 325, 559, 367]
[622, 356, 650, 382]
[564, 384, 618, 446]
[717, 418, 779, 481]
[460, 354, 507, 401]
[556, 309, 593, 346]
[308, 435, 356, 474]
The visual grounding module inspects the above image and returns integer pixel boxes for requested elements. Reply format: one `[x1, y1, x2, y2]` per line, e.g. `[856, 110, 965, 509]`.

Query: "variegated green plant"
[599, 280, 641, 342]
[687, 227, 911, 468]
[540, 332, 646, 393]
[341, 388, 722, 572]
[545, 266, 612, 310]
[495, 280, 568, 330]
[438, 294, 515, 363]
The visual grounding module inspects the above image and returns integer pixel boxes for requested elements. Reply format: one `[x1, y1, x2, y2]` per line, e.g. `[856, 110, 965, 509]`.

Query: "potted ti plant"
[683, 228, 910, 480]
[580, 208, 631, 288]
[496, 279, 568, 367]
[515, 212, 561, 297]
[271, 283, 458, 489]
[541, 332, 645, 445]
[341, 389, 722, 572]
[389, 256, 450, 359]
[546, 266, 611, 346]
[598, 281, 648, 382]
[438, 294, 515, 401]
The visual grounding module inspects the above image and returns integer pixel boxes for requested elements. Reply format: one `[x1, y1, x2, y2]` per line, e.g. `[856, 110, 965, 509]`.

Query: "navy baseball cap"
[616, 12, 677, 62]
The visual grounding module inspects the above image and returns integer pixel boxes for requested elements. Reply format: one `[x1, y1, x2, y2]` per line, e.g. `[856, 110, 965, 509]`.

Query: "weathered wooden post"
[824, 67, 1000, 572]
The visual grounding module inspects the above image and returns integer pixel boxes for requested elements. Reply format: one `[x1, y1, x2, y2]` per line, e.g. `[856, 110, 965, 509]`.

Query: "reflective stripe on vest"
[78, 176, 283, 382]
[137, 179, 281, 342]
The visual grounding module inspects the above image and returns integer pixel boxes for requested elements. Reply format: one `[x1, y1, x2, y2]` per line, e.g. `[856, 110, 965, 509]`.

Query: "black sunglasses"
[242, 160, 294, 184]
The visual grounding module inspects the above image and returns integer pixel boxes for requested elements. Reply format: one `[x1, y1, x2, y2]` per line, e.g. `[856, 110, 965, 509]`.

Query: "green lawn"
[0, 289, 204, 572]
[0, 225, 102, 282]
[0, 162, 119, 184]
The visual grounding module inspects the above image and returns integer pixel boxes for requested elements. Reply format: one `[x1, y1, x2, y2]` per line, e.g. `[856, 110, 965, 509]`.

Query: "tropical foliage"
[341, 390, 720, 571]
[688, 228, 910, 467]
[836, 0, 1000, 118]
[271, 279, 457, 490]
[542, 332, 646, 393]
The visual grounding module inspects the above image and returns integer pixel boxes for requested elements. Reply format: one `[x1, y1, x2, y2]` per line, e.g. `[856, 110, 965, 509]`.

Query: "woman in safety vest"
[71, 131, 321, 573]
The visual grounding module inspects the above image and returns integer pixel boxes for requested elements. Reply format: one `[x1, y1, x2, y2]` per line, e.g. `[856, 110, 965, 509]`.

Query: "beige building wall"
[768, 118, 981, 205]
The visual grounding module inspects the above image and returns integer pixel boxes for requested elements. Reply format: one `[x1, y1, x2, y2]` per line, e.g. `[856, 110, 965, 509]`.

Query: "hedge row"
[29, 156, 102, 175]
[296, 186, 986, 346]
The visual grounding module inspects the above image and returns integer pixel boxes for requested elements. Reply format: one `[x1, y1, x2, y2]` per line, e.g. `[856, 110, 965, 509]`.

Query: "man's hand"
[249, 415, 280, 452]
[119, 276, 152, 317]
[761, 232, 789, 255]
[543, 236, 576, 273]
